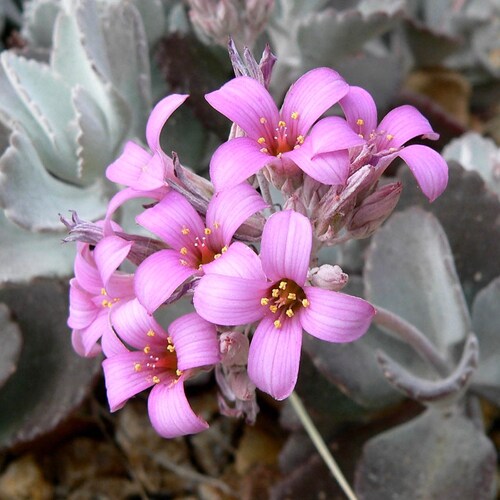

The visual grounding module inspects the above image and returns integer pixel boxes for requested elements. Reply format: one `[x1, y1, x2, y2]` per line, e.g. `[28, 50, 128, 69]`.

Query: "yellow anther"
[296, 135, 304, 144]
[291, 111, 299, 119]
[260, 117, 267, 124]
[269, 305, 278, 313]
[386, 134, 394, 141]
[287, 292, 297, 300]
[144, 345, 151, 354]
[101, 288, 107, 296]
[213, 222, 220, 229]
[167, 344, 175, 352]
[286, 309, 294, 318]
[356, 118, 365, 126]
[213, 253, 221, 259]
[204, 227, 212, 235]
[278, 120, 286, 128]
[260, 147, 268, 153]
[179, 259, 189, 266]
[167, 336, 173, 344]
[180, 247, 188, 255]
[221, 246, 228, 253]
[276, 152, 282, 158]
[257, 137, 266, 144]
[152, 375, 160, 384]
[272, 288, 280, 298]
[389, 147, 397, 153]
[302, 299, 310, 308]
[134, 363, 142, 372]
[147, 329, 155, 337]
[279, 281, 287, 290]
[181, 227, 190, 235]
[274, 320, 282, 329]
[176, 369, 182, 377]
[261, 298, 269, 306]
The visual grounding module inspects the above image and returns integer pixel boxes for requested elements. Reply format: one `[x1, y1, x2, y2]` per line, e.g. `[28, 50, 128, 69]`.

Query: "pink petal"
[71, 329, 101, 357]
[339, 85, 378, 138]
[131, 153, 168, 191]
[103, 351, 155, 411]
[376, 105, 439, 151]
[148, 378, 208, 438]
[74, 247, 102, 295]
[104, 273, 135, 301]
[146, 94, 189, 151]
[287, 146, 350, 185]
[101, 322, 129, 357]
[111, 298, 166, 350]
[209, 138, 272, 192]
[105, 187, 167, 221]
[135, 249, 194, 313]
[205, 76, 280, 140]
[260, 210, 312, 285]
[193, 274, 268, 325]
[202, 242, 266, 280]
[396, 144, 449, 202]
[68, 279, 98, 329]
[281, 67, 349, 137]
[169, 312, 220, 370]
[93, 235, 133, 288]
[247, 315, 302, 400]
[300, 286, 375, 342]
[80, 311, 112, 357]
[136, 190, 205, 250]
[206, 182, 266, 246]
[106, 141, 151, 185]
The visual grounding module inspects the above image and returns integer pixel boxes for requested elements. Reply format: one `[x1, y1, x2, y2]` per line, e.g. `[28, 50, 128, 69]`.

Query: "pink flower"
[105, 94, 188, 218]
[206, 68, 365, 190]
[339, 86, 448, 202]
[193, 210, 375, 400]
[68, 235, 135, 357]
[103, 303, 220, 438]
[134, 182, 266, 313]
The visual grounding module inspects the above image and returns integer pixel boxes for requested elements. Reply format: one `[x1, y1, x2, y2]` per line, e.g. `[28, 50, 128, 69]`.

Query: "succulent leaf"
[0, 303, 22, 389]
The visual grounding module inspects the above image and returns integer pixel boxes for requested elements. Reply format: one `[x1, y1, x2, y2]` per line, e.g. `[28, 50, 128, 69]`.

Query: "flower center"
[178, 225, 227, 269]
[257, 114, 304, 158]
[100, 288, 119, 308]
[134, 333, 182, 385]
[260, 279, 309, 329]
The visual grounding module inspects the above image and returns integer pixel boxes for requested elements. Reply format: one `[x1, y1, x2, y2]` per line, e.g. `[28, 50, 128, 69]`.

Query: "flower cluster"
[65, 49, 448, 439]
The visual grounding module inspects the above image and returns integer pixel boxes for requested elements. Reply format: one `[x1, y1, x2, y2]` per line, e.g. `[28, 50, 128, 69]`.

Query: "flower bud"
[308, 264, 348, 291]
[348, 182, 402, 239]
[219, 331, 249, 366]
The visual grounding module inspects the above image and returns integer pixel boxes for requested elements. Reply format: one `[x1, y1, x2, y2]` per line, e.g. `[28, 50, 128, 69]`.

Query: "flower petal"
[71, 329, 101, 358]
[202, 242, 266, 280]
[136, 190, 205, 250]
[205, 76, 280, 140]
[135, 249, 194, 313]
[209, 138, 271, 192]
[300, 286, 375, 342]
[260, 210, 312, 284]
[206, 182, 266, 246]
[193, 274, 267, 325]
[396, 144, 449, 202]
[248, 315, 302, 400]
[80, 311, 112, 357]
[339, 85, 378, 138]
[74, 247, 102, 295]
[68, 279, 98, 329]
[281, 67, 349, 136]
[105, 187, 166, 221]
[106, 141, 151, 185]
[111, 298, 166, 350]
[103, 351, 155, 411]
[169, 312, 220, 370]
[101, 322, 129, 357]
[146, 94, 189, 151]
[376, 105, 439, 151]
[93, 235, 133, 288]
[148, 378, 208, 438]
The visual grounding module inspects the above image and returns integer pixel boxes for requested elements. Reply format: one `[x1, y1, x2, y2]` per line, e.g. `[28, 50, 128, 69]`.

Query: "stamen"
[221, 246, 228, 253]
[302, 299, 310, 308]
[274, 319, 282, 329]
[287, 292, 297, 300]
[213, 222, 220, 229]
[176, 369, 182, 377]
[101, 288, 107, 296]
[279, 281, 287, 290]
[286, 309, 294, 318]
[356, 118, 364, 126]
[134, 362, 142, 372]
[269, 305, 278, 313]
[179, 259, 189, 266]
[272, 288, 280, 298]
[386, 134, 394, 141]
[144, 345, 151, 354]
[260, 147, 268, 153]
[147, 329, 155, 337]
[278, 120, 286, 128]
[181, 227, 190, 235]
[261, 298, 269, 306]
[180, 247, 188, 255]
[296, 135, 304, 144]
[257, 137, 266, 144]
[204, 228, 212, 235]
[291, 111, 299, 119]
[260, 117, 267, 124]
[167, 345, 175, 353]
[152, 376, 160, 384]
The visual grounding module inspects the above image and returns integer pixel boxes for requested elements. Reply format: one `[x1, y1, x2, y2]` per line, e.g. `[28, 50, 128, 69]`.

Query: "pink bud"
[309, 264, 349, 291]
[219, 331, 249, 366]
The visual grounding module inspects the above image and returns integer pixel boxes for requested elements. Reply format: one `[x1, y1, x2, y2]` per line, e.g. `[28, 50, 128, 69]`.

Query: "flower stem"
[374, 306, 451, 377]
[288, 391, 358, 500]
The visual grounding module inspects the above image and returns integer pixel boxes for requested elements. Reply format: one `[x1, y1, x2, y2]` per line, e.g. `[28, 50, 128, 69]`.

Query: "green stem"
[288, 391, 358, 500]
